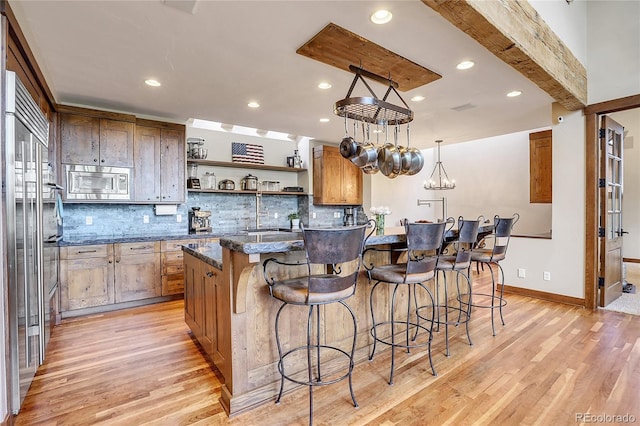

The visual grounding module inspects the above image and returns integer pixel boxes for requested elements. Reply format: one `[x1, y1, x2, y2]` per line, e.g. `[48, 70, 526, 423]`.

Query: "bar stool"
[421, 216, 480, 356]
[462, 213, 519, 336]
[262, 223, 369, 425]
[366, 219, 446, 384]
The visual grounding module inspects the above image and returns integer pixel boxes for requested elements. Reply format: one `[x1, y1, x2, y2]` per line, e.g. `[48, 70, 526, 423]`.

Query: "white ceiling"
[11, 0, 555, 149]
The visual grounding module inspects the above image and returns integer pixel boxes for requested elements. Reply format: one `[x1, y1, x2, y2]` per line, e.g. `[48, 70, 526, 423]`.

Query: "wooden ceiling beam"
[422, 0, 587, 111]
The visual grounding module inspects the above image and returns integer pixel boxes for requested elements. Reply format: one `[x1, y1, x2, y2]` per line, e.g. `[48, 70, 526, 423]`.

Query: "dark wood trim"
[623, 258, 640, 264]
[584, 94, 640, 115]
[584, 92, 640, 311]
[135, 118, 185, 132]
[0, 0, 55, 111]
[56, 104, 136, 123]
[501, 284, 585, 307]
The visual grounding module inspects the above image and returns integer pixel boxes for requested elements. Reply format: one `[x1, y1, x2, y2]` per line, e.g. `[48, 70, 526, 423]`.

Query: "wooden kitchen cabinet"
[183, 252, 221, 362]
[160, 238, 213, 296]
[60, 244, 115, 311]
[133, 119, 186, 203]
[529, 129, 552, 204]
[313, 145, 362, 205]
[60, 112, 134, 167]
[114, 241, 161, 302]
[60, 240, 165, 315]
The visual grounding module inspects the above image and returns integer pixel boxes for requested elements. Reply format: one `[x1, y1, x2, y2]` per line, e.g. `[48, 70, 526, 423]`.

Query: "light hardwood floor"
[15, 270, 640, 425]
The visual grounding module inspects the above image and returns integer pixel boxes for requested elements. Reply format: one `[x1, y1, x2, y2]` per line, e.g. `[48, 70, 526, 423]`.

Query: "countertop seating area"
[262, 224, 369, 425]
[426, 216, 481, 356]
[463, 213, 520, 336]
[365, 220, 446, 384]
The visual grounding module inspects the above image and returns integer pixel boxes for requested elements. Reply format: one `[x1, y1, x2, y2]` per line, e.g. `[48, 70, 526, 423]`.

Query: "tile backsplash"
[62, 194, 366, 241]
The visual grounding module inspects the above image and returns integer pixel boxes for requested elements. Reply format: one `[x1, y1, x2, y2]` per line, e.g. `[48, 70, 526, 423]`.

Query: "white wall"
[586, 0, 640, 103]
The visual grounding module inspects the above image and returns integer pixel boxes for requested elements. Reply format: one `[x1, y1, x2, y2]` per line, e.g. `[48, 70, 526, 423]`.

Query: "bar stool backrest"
[490, 213, 519, 260]
[302, 224, 368, 294]
[453, 217, 481, 264]
[404, 220, 446, 275]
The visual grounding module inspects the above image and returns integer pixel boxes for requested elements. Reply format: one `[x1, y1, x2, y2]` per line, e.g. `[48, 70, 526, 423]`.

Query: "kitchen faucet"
[255, 192, 268, 229]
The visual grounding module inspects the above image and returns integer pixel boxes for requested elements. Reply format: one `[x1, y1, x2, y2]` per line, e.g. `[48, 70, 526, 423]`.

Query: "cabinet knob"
[108, 260, 113, 264]
[93, 158, 98, 162]
[206, 271, 215, 277]
[101, 159, 105, 163]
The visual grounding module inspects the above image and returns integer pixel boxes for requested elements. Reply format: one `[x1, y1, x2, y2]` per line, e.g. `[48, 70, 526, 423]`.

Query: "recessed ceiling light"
[248, 101, 260, 108]
[411, 95, 425, 102]
[318, 82, 332, 90]
[319, 118, 330, 123]
[371, 9, 392, 24]
[456, 60, 475, 70]
[507, 90, 522, 97]
[145, 79, 161, 87]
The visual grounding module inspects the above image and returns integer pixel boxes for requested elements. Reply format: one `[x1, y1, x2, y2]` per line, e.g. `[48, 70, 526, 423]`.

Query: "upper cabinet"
[59, 107, 135, 167]
[313, 145, 362, 206]
[133, 119, 185, 203]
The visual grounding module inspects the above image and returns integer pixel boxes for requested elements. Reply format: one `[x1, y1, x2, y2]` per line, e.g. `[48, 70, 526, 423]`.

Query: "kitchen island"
[182, 228, 416, 416]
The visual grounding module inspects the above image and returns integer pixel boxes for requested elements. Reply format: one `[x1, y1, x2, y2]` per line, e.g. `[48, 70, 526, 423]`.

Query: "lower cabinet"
[114, 241, 161, 302]
[60, 241, 162, 314]
[161, 238, 219, 296]
[60, 244, 115, 311]
[184, 252, 221, 362]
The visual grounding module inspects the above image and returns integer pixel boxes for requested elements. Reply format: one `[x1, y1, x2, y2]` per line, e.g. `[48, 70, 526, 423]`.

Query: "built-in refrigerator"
[4, 70, 58, 414]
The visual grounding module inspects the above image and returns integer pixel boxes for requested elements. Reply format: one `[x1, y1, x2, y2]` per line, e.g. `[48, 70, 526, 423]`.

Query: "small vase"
[291, 218, 300, 230]
[375, 214, 385, 235]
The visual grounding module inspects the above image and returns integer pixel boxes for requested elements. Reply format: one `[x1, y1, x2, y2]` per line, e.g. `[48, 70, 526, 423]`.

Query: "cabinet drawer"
[61, 244, 112, 260]
[162, 273, 184, 296]
[162, 251, 184, 275]
[161, 238, 199, 252]
[115, 241, 160, 256]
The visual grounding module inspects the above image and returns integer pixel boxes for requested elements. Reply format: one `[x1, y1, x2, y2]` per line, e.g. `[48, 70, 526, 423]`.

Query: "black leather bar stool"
[461, 213, 519, 336]
[366, 219, 446, 384]
[421, 216, 480, 356]
[262, 223, 369, 425]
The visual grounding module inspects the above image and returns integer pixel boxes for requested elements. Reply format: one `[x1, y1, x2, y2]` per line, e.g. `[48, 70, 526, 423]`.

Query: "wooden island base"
[183, 232, 459, 417]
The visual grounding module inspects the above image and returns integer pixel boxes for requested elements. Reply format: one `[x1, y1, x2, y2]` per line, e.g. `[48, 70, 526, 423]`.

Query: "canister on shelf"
[203, 172, 216, 190]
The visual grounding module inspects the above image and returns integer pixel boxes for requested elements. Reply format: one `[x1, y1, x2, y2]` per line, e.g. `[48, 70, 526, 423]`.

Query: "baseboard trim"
[500, 284, 585, 307]
[623, 257, 640, 264]
[2, 411, 13, 426]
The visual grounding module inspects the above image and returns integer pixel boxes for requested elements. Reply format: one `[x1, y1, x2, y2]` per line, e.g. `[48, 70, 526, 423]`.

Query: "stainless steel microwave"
[64, 165, 131, 201]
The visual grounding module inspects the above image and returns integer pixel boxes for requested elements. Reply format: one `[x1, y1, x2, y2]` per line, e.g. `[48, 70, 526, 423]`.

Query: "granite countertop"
[219, 227, 407, 255]
[182, 243, 223, 270]
[58, 229, 259, 246]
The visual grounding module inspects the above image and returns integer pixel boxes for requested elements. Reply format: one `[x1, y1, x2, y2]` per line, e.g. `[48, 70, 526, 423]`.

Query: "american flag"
[231, 142, 264, 164]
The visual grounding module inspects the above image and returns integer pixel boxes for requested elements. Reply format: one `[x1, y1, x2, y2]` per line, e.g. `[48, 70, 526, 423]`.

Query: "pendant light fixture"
[424, 140, 456, 190]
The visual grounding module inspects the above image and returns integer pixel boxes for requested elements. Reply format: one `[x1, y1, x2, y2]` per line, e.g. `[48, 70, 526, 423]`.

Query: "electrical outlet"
[517, 268, 526, 278]
[312, 212, 317, 219]
[176, 214, 182, 223]
[143, 215, 149, 224]
[543, 271, 551, 281]
[274, 212, 278, 219]
[334, 212, 341, 218]
[85, 216, 93, 225]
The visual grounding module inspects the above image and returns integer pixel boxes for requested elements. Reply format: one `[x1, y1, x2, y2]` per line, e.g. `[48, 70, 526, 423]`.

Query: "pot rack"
[334, 65, 413, 126]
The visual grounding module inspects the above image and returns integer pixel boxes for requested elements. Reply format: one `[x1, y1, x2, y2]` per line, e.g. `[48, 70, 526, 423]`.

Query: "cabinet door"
[60, 255, 114, 311]
[114, 242, 161, 302]
[313, 145, 362, 205]
[202, 265, 218, 355]
[133, 125, 162, 202]
[100, 119, 134, 167]
[60, 113, 100, 165]
[184, 253, 202, 340]
[160, 128, 185, 203]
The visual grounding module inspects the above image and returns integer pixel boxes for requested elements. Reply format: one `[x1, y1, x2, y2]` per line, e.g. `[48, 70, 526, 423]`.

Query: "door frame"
[584, 94, 640, 310]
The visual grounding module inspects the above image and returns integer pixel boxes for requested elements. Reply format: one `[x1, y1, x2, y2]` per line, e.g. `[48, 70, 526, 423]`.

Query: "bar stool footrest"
[278, 344, 355, 388]
[417, 304, 470, 326]
[458, 292, 507, 309]
[369, 321, 433, 350]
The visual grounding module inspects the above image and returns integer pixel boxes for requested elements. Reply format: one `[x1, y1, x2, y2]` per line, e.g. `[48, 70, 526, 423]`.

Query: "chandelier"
[424, 140, 455, 190]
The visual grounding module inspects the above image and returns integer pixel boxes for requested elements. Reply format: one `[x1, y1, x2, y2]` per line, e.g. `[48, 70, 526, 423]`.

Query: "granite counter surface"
[182, 243, 223, 270]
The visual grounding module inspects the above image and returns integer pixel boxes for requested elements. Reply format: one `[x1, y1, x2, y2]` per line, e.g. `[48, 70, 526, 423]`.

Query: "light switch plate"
[517, 268, 526, 278]
[176, 214, 182, 223]
[543, 271, 551, 281]
[85, 216, 93, 225]
[143, 215, 149, 224]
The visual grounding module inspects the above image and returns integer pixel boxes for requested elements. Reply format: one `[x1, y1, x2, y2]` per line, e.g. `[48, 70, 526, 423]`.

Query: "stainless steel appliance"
[189, 207, 212, 233]
[187, 137, 207, 159]
[218, 179, 235, 190]
[343, 207, 356, 226]
[64, 164, 130, 200]
[4, 71, 55, 414]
